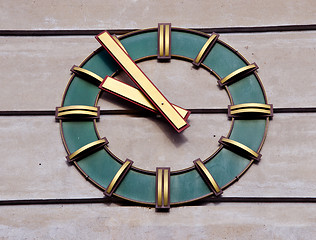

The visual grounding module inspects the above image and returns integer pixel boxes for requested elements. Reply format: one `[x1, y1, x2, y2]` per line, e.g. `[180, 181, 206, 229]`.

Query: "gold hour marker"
[219, 136, 261, 162]
[194, 159, 222, 196]
[55, 105, 100, 121]
[193, 33, 219, 67]
[71, 65, 103, 83]
[218, 63, 258, 87]
[156, 167, 170, 210]
[104, 159, 133, 196]
[228, 103, 273, 118]
[66, 138, 108, 163]
[158, 23, 171, 60]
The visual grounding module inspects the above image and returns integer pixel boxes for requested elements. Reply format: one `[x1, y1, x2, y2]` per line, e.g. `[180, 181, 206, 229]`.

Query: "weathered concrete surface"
[1, 1, 315, 239]
[0, 203, 315, 239]
[221, 32, 316, 108]
[0, 37, 98, 111]
[0, 116, 101, 200]
[0, 0, 315, 30]
[0, 113, 315, 200]
[225, 113, 316, 197]
[0, 32, 316, 111]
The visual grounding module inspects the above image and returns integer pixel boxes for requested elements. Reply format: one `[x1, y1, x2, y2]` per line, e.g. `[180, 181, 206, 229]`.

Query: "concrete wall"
[0, 1, 315, 239]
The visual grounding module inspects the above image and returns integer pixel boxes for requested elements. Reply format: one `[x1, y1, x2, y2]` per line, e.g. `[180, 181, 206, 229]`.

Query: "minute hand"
[96, 31, 189, 133]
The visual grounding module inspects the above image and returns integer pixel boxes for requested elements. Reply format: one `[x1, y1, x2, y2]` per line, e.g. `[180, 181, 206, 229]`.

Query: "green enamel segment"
[205, 148, 250, 187]
[172, 31, 208, 59]
[77, 150, 122, 189]
[82, 50, 119, 78]
[229, 119, 267, 152]
[228, 74, 266, 104]
[170, 169, 210, 203]
[115, 170, 156, 203]
[63, 77, 100, 107]
[204, 43, 246, 78]
[63, 50, 120, 107]
[170, 148, 251, 203]
[121, 31, 157, 59]
[62, 121, 99, 154]
[60, 28, 268, 205]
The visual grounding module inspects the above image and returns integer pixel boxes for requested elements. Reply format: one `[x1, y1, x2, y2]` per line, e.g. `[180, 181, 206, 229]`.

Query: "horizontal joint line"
[1, 108, 316, 116]
[1, 197, 316, 206]
[0, 24, 315, 36]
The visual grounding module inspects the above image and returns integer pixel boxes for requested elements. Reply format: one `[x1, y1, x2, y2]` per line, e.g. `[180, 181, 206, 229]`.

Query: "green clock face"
[56, 24, 272, 210]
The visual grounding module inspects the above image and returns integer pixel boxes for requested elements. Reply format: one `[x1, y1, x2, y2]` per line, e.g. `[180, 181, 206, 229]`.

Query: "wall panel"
[0, 0, 315, 30]
[0, 0, 315, 239]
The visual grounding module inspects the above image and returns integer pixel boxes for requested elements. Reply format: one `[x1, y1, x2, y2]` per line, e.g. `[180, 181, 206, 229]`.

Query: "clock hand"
[96, 31, 190, 133]
[71, 66, 190, 120]
[101, 76, 190, 120]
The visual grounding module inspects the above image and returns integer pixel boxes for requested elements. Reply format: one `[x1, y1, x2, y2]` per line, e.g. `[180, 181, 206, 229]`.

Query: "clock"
[56, 23, 272, 210]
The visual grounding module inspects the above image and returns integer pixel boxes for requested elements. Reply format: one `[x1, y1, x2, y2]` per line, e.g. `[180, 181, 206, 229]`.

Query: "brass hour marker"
[104, 159, 133, 196]
[66, 138, 108, 163]
[228, 103, 273, 118]
[71, 65, 103, 83]
[157, 23, 171, 60]
[194, 159, 222, 196]
[218, 63, 258, 87]
[55, 105, 100, 121]
[219, 136, 261, 162]
[156, 167, 170, 210]
[193, 33, 219, 67]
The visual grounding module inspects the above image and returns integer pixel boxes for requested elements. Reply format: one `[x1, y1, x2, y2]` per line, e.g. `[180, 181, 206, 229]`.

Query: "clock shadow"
[149, 114, 189, 147]
[98, 91, 189, 147]
[98, 70, 190, 147]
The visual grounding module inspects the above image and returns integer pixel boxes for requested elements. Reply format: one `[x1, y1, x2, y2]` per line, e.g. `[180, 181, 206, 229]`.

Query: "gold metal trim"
[221, 137, 259, 159]
[72, 66, 104, 83]
[229, 103, 273, 118]
[68, 139, 107, 161]
[106, 160, 132, 194]
[221, 64, 257, 84]
[159, 24, 164, 57]
[165, 24, 170, 57]
[195, 160, 221, 193]
[230, 103, 271, 110]
[194, 34, 218, 64]
[58, 105, 98, 112]
[230, 108, 271, 115]
[157, 169, 163, 207]
[163, 169, 169, 206]
[57, 110, 98, 117]
[101, 76, 189, 118]
[96, 31, 188, 131]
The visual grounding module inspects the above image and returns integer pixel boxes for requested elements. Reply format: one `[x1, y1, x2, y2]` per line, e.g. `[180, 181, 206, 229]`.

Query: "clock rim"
[58, 26, 270, 206]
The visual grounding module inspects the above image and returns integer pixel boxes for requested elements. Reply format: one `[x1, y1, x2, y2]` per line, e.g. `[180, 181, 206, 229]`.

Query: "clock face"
[97, 59, 230, 171]
[56, 24, 272, 210]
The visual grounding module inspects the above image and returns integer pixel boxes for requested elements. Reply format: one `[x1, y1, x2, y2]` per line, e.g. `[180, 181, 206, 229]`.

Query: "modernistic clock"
[56, 23, 272, 210]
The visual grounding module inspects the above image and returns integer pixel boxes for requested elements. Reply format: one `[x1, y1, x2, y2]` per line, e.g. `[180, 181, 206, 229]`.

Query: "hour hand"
[71, 66, 190, 120]
[100, 76, 190, 120]
[95, 31, 189, 133]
